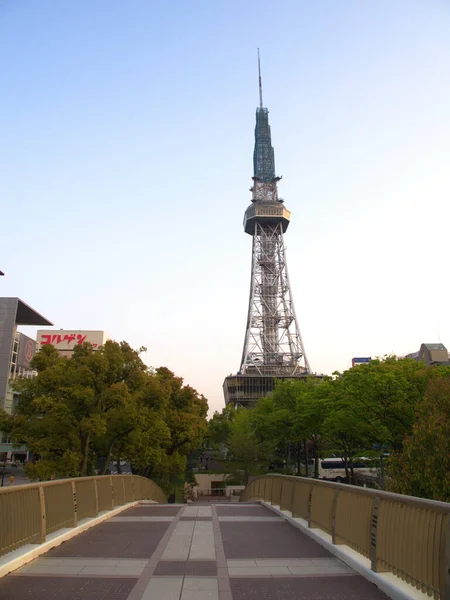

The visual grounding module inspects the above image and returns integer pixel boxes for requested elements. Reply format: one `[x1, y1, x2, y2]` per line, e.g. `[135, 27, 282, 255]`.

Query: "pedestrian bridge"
[0, 474, 447, 600]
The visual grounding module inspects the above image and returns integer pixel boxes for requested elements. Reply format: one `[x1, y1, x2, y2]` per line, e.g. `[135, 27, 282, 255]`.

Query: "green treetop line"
[208, 357, 450, 502]
[1, 346, 448, 502]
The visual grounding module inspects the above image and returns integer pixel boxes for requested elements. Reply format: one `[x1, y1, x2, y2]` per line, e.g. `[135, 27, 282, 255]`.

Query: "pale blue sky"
[1, 1, 450, 414]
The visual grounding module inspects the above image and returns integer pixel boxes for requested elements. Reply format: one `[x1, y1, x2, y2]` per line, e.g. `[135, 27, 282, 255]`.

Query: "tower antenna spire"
[258, 48, 263, 109]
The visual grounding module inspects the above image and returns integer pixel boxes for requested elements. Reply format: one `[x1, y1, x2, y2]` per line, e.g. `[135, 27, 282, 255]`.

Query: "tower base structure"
[223, 372, 324, 409]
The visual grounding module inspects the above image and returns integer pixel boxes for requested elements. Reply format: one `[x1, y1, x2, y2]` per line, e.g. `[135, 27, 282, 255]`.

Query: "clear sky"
[1, 1, 450, 416]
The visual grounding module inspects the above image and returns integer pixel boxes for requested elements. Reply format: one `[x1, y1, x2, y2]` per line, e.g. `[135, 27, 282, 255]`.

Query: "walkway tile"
[220, 521, 331, 559]
[140, 576, 183, 600]
[218, 516, 282, 522]
[216, 505, 274, 517]
[180, 516, 212, 521]
[122, 506, 181, 517]
[14, 564, 84, 575]
[190, 521, 216, 560]
[161, 520, 194, 560]
[153, 560, 217, 576]
[198, 507, 212, 517]
[0, 576, 136, 600]
[45, 521, 170, 558]
[229, 565, 291, 576]
[230, 575, 391, 599]
[80, 565, 142, 576]
[110, 516, 174, 522]
[181, 577, 219, 600]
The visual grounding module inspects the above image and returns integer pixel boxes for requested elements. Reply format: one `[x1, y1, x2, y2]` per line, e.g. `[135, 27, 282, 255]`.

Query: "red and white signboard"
[36, 330, 109, 351]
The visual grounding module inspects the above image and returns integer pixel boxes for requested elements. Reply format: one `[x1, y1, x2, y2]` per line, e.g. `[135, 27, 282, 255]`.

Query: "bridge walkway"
[0, 501, 390, 600]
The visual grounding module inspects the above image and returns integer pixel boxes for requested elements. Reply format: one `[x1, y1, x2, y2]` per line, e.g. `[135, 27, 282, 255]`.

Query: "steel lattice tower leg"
[240, 222, 310, 376]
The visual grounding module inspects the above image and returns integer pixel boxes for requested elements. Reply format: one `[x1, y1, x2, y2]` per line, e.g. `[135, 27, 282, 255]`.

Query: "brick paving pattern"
[179, 516, 212, 521]
[220, 521, 331, 559]
[153, 560, 218, 576]
[45, 521, 170, 558]
[230, 576, 391, 599]
[0, 576, 136, 600]
[0, 500, 392, 600]
[216, 505, 275, 517]
[121, 505, 181, 517]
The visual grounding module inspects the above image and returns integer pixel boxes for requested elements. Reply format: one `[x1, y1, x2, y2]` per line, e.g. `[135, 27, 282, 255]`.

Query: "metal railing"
[0, 475, 166, 558]
[241, 475, 450, 600]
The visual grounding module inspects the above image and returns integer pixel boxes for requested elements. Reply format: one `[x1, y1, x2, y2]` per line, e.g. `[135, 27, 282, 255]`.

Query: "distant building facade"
[0, 298, 53, 461]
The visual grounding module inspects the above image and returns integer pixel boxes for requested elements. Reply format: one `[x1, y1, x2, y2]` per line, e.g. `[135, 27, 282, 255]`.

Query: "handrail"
[0, 474, 166, 558]
[241, 474, 450, 600]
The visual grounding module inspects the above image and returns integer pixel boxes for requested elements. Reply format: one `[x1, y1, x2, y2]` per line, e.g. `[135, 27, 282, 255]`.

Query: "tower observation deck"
[223, 54, 311, 408]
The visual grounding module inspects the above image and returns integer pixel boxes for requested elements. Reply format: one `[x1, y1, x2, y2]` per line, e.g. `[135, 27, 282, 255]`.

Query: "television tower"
[223, 52, 311, 407]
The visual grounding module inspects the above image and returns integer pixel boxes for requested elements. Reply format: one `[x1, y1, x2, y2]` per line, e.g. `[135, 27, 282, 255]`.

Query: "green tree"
[12, 341, 150, 478]
[225, 409, 273, 485]
[207, 404, 236, 448]
[142, 368, 208, 491]
[388, 372, 450, 501]
[6, 343, 209, 488]
[332, 357, 429, 452]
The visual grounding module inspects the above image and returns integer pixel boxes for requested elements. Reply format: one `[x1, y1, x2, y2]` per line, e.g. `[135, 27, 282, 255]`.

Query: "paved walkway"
[0, 502, 391, 600]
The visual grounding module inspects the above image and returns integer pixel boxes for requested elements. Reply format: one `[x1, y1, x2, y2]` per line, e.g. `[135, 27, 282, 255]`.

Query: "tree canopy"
[1, 341, 208, 491]
[209, 357, 450, 501]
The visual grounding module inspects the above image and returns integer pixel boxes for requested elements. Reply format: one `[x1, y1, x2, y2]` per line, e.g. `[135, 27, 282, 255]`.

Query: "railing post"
[71, 481, 78, 527]
[331, 487, 340, 544]
[110, 476, 115, 508]
[370, 496, 381, 571]
[38, 486, 46, 543]
[290, 479, 296, 514]
[93, 478, 99, 516]
[307, 483, 313, 528]
[444, 514, 450, 600]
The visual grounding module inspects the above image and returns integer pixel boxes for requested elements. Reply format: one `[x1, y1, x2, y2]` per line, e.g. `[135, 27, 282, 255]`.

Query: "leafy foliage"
[388, 371, 450, 501]
[211, 358, 450, 500]
[4, 341, 208, 491]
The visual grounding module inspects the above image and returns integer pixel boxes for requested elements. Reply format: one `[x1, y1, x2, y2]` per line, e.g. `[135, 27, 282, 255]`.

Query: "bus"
[318, 457, 378, 483]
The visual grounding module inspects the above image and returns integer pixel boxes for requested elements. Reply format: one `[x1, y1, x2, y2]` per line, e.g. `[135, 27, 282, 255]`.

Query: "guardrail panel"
[75, 478, 98, 521]
[291, 479, 311, 520]
[280, 478, 294, 512]
[265, 477, 273, 504]
[44, 481, 74, 534]
[96, 476, 114, 511]
[272, 477, 282, 507]
[0, 475, 166, 560]
[375, 498, 445, 598]
[111, 476, 125, 506]
[310, 483, 334, 534]
[335, 489, 372, 557]
[123, 475, 134, 502]
[241, 475, 449, 599]
[0, 486, 42, 557]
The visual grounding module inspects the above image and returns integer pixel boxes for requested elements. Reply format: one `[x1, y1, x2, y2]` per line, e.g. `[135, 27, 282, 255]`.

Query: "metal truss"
[240, 221, 310, 376]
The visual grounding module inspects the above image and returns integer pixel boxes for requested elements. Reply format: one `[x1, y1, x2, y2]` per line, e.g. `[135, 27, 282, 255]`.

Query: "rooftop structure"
[406, 342, 450, 366]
